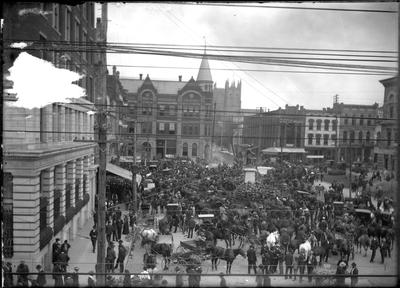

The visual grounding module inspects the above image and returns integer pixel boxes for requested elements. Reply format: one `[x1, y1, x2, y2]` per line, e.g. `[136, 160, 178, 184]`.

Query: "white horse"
[140, 228, 158, 246]
[266, 231, 280, 249]
[299, 240, 312, 258]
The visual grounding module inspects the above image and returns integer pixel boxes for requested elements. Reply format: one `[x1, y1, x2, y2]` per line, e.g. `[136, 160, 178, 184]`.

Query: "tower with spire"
[196, 47, 213, 93]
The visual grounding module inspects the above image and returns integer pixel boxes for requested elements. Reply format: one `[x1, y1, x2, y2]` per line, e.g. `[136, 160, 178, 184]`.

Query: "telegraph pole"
[211, 102, 216, 160]
[132, 121, 137, 213]
[96, 110, 107, 286]
[257, 107, 263, 164]
[349, 141, 352, 199]
[395, 3, 400, 284]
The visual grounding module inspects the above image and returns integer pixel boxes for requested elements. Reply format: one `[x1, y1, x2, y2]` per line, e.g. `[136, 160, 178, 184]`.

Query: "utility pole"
[349, 141, 352, 199]
[211, 102, 216, 160]
[257, 107, 263, 164]
[395, 3, 400, 283]
[96, 109, 106, 286]
[132, 121, 137, 213]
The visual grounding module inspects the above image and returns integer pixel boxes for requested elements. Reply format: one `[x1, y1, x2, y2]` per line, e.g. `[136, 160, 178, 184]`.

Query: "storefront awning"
[106, 163, 142, 183]
[306, 155, 324, 159]
[262, 147, 307, 154]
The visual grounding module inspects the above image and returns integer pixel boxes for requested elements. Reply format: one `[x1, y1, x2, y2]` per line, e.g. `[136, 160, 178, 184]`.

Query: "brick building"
[374, 77, 397, 171]
[331, 102, 379, 163]
[2, 3, 107, 271]
[120, 53, 218, 161]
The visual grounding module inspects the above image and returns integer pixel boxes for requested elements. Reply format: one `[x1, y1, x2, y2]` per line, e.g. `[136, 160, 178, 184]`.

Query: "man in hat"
[52, 238, 62, 264]
[349, 262, 358, 287]
[370, 236, 379, 263]
[34, 264, 47, 287]
[219, 272, 227, 287]
[115, 240, 127, 273]
[247, 245, 257, 274]
[106, 241, 116, 273]
[89, 225, 97, 253]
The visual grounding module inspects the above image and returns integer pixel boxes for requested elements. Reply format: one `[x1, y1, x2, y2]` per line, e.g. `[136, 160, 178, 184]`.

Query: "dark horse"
[208, 246, 246, 274]
[150, 242, 172, 270]
[211, 226, 232, 248]
[337, 238, 354, 263]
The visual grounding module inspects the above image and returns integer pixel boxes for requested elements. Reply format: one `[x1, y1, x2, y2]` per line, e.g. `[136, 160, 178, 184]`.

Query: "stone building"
[2, 2, 106, 271]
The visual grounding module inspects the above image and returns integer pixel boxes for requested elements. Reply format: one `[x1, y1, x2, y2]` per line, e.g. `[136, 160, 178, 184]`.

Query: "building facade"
[2, 2, 106, 271]
[331, 102, 379, 163]
[374, 77, 397, 171]
[214, 80, 242, 150]
[304, 110, 339, 160]
[120, 54, 218, 161]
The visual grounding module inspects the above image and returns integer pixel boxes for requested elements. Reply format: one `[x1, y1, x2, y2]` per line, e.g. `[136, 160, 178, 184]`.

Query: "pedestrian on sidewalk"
[53, 263, 64, 287]
[89, 225, 98, 253]
[116, 206, 122, 219]
[349, 262, 358, 287]
[106, 241, 116, 273]
[115, 240, 127, 273]
[16, 260, 29, 286]
[117, 218, 124, 240]
[88, 271, 96, 287]
[285, 249, 294, 279]
[219, 272, 227, 287]
[187, 216, 195, 238]
[112, 219, 118, 241]
[61, 240, 71, 256]
[58, 250, 70, 272]
[247, 245, 257, 274]
[298, 251, 306, 283]
[123, 269, 131, 287]
[370, 236, 379, 263]
[381, 238, 389, 264]
[307, 251, 317, 283]
[33, 264, 46, 287]
[106, 221, 113, 244]
[52, 238, 62, 264]
[123, 215, 130, 235]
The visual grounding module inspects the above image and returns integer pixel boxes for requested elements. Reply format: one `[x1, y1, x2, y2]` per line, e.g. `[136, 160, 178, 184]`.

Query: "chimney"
[139, 74, 143, 80]
[179, 75, 182, 82]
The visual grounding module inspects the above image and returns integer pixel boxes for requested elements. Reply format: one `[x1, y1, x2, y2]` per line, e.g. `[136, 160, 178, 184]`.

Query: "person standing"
[34, 264, 47, 287]
[123, 215, 130, 235]
[380, 238, 389, 264]
[116, 217, 124, 240]
[247, 245, 257, 274]
[53, 263, 64, 287]
[115, 240, 127, 273]
[255, 266, 264, 287]
[52, 238, 62, 264]
[89, 226, 98, 253]
[16, 260, 29, 286]
[175, 266, 184, 287]
[188, 216, 196, 238]
[370, 236, 379, 263]
[61, 240, 71, 256]
[112, 219, 118, 241]
[219, 272, 227, 287]
[72, 267, 80, 287]
[285, 249, 294, 279]
[106, 242, 116, 273]
[349, 262, 358, 287]
[298, 251, 307, 283]
[88, 271, 96, 287]
[106, 221, 113, 244]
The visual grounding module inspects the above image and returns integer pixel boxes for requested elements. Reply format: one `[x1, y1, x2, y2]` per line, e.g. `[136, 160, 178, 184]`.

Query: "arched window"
[316, 119, 322, 131]
[358, 131, 363, 143]
[324, 119, 330, 131]
[308, 119, 314, 130]
[192, 143, 197, 157]
[360, 115, 364, 125]
[182, 143, 188, 157]
[350, 131, 355, 143]
[389, 105, 394, 118]
[343, 131, 348, 143]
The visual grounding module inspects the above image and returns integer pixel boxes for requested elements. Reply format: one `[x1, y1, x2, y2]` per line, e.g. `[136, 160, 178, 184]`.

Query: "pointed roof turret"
[196, 50, 213, 83]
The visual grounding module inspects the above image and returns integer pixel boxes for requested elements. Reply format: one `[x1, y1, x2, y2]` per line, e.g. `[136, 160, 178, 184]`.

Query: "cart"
[314, 263, 336, 286]
[172, 238, 210, 266]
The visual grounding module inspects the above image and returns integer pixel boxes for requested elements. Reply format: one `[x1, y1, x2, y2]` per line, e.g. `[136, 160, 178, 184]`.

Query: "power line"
[162, 2, 398, 14]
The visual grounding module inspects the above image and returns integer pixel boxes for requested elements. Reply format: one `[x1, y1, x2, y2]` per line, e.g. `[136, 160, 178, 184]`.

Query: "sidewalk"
[46, 205, 132, 286]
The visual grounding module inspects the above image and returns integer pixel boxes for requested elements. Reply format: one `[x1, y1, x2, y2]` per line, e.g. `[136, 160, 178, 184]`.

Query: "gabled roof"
[196, 53, 213, 82]
[119, 78, 187, 95]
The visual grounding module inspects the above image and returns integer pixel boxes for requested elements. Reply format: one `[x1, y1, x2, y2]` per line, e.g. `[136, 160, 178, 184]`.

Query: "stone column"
[76, 158, 83, 200]
[66, 160, 76, 208]
[42, 167, 55, 228]
[43, 104, 53, 143]
[70, 109, 76, 140]
[12, 173, 41, 271]
[83, 156, 90, 195]
[59, 106, 66, 142]
[52, 104, 59, 142]
[55, 164, 67, 217]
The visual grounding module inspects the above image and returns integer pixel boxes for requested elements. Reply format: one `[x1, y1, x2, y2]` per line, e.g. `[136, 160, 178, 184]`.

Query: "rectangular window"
[159, 122, 165, 131]
[169, 105, 176, 116]
[332, 120, 337, 132]
[52, 4, 60, 32]
[316, 120, 322, 131]
[360, 115, 364, 125]
[352, 117, 356, 125]
[65, 8, 71, 41]
[159, 105, 166, 116]
[323, 134, 329, 145]
[324, 120, 330, 131]
[142, 122, 152, 134]
[307, 134, 313, 145]
[169, 123, 175, 135]
[332, 134, 337, 145]
[344, 115, 348, 125]
[316, 134, 321, 145]
[82, 30, 87, 60]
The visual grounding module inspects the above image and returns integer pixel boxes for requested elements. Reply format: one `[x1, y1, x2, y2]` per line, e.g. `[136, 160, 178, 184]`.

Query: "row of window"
[307, 134, 337, 146]
[136, 122, 211, 137]
[342, 131, 371, 143]
[182, 143, 198, 157]
[141, 104, 212, 117]
[307, 119, 337, 131]
[343, 114, 374, 126]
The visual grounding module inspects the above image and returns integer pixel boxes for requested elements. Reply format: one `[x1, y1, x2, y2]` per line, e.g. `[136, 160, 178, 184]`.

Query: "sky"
[101, 2, 398, 110]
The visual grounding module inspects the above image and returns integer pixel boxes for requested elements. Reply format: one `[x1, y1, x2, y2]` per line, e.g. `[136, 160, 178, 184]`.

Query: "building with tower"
[120, 52, 216, 160]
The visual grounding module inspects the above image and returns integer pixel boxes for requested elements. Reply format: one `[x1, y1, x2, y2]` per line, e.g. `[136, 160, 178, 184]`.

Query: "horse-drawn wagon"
[172, 238, 210, 267]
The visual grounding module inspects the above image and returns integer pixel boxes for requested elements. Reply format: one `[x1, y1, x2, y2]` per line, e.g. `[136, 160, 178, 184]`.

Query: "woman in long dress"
[122, 215, 130, 235]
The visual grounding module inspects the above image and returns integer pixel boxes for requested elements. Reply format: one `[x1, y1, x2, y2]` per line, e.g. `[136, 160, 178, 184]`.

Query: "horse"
[158, 216, 170, 235]
[150, 242, 173, 270]
[357, 234, 370, 256]
[211, 226, 232, 248]
[208, 246, 246, 274]
[140, 228, 158, 246]
[231, 224, 247, 248]
[266, 231, 280, 249]
[337, 238, 354, 262]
